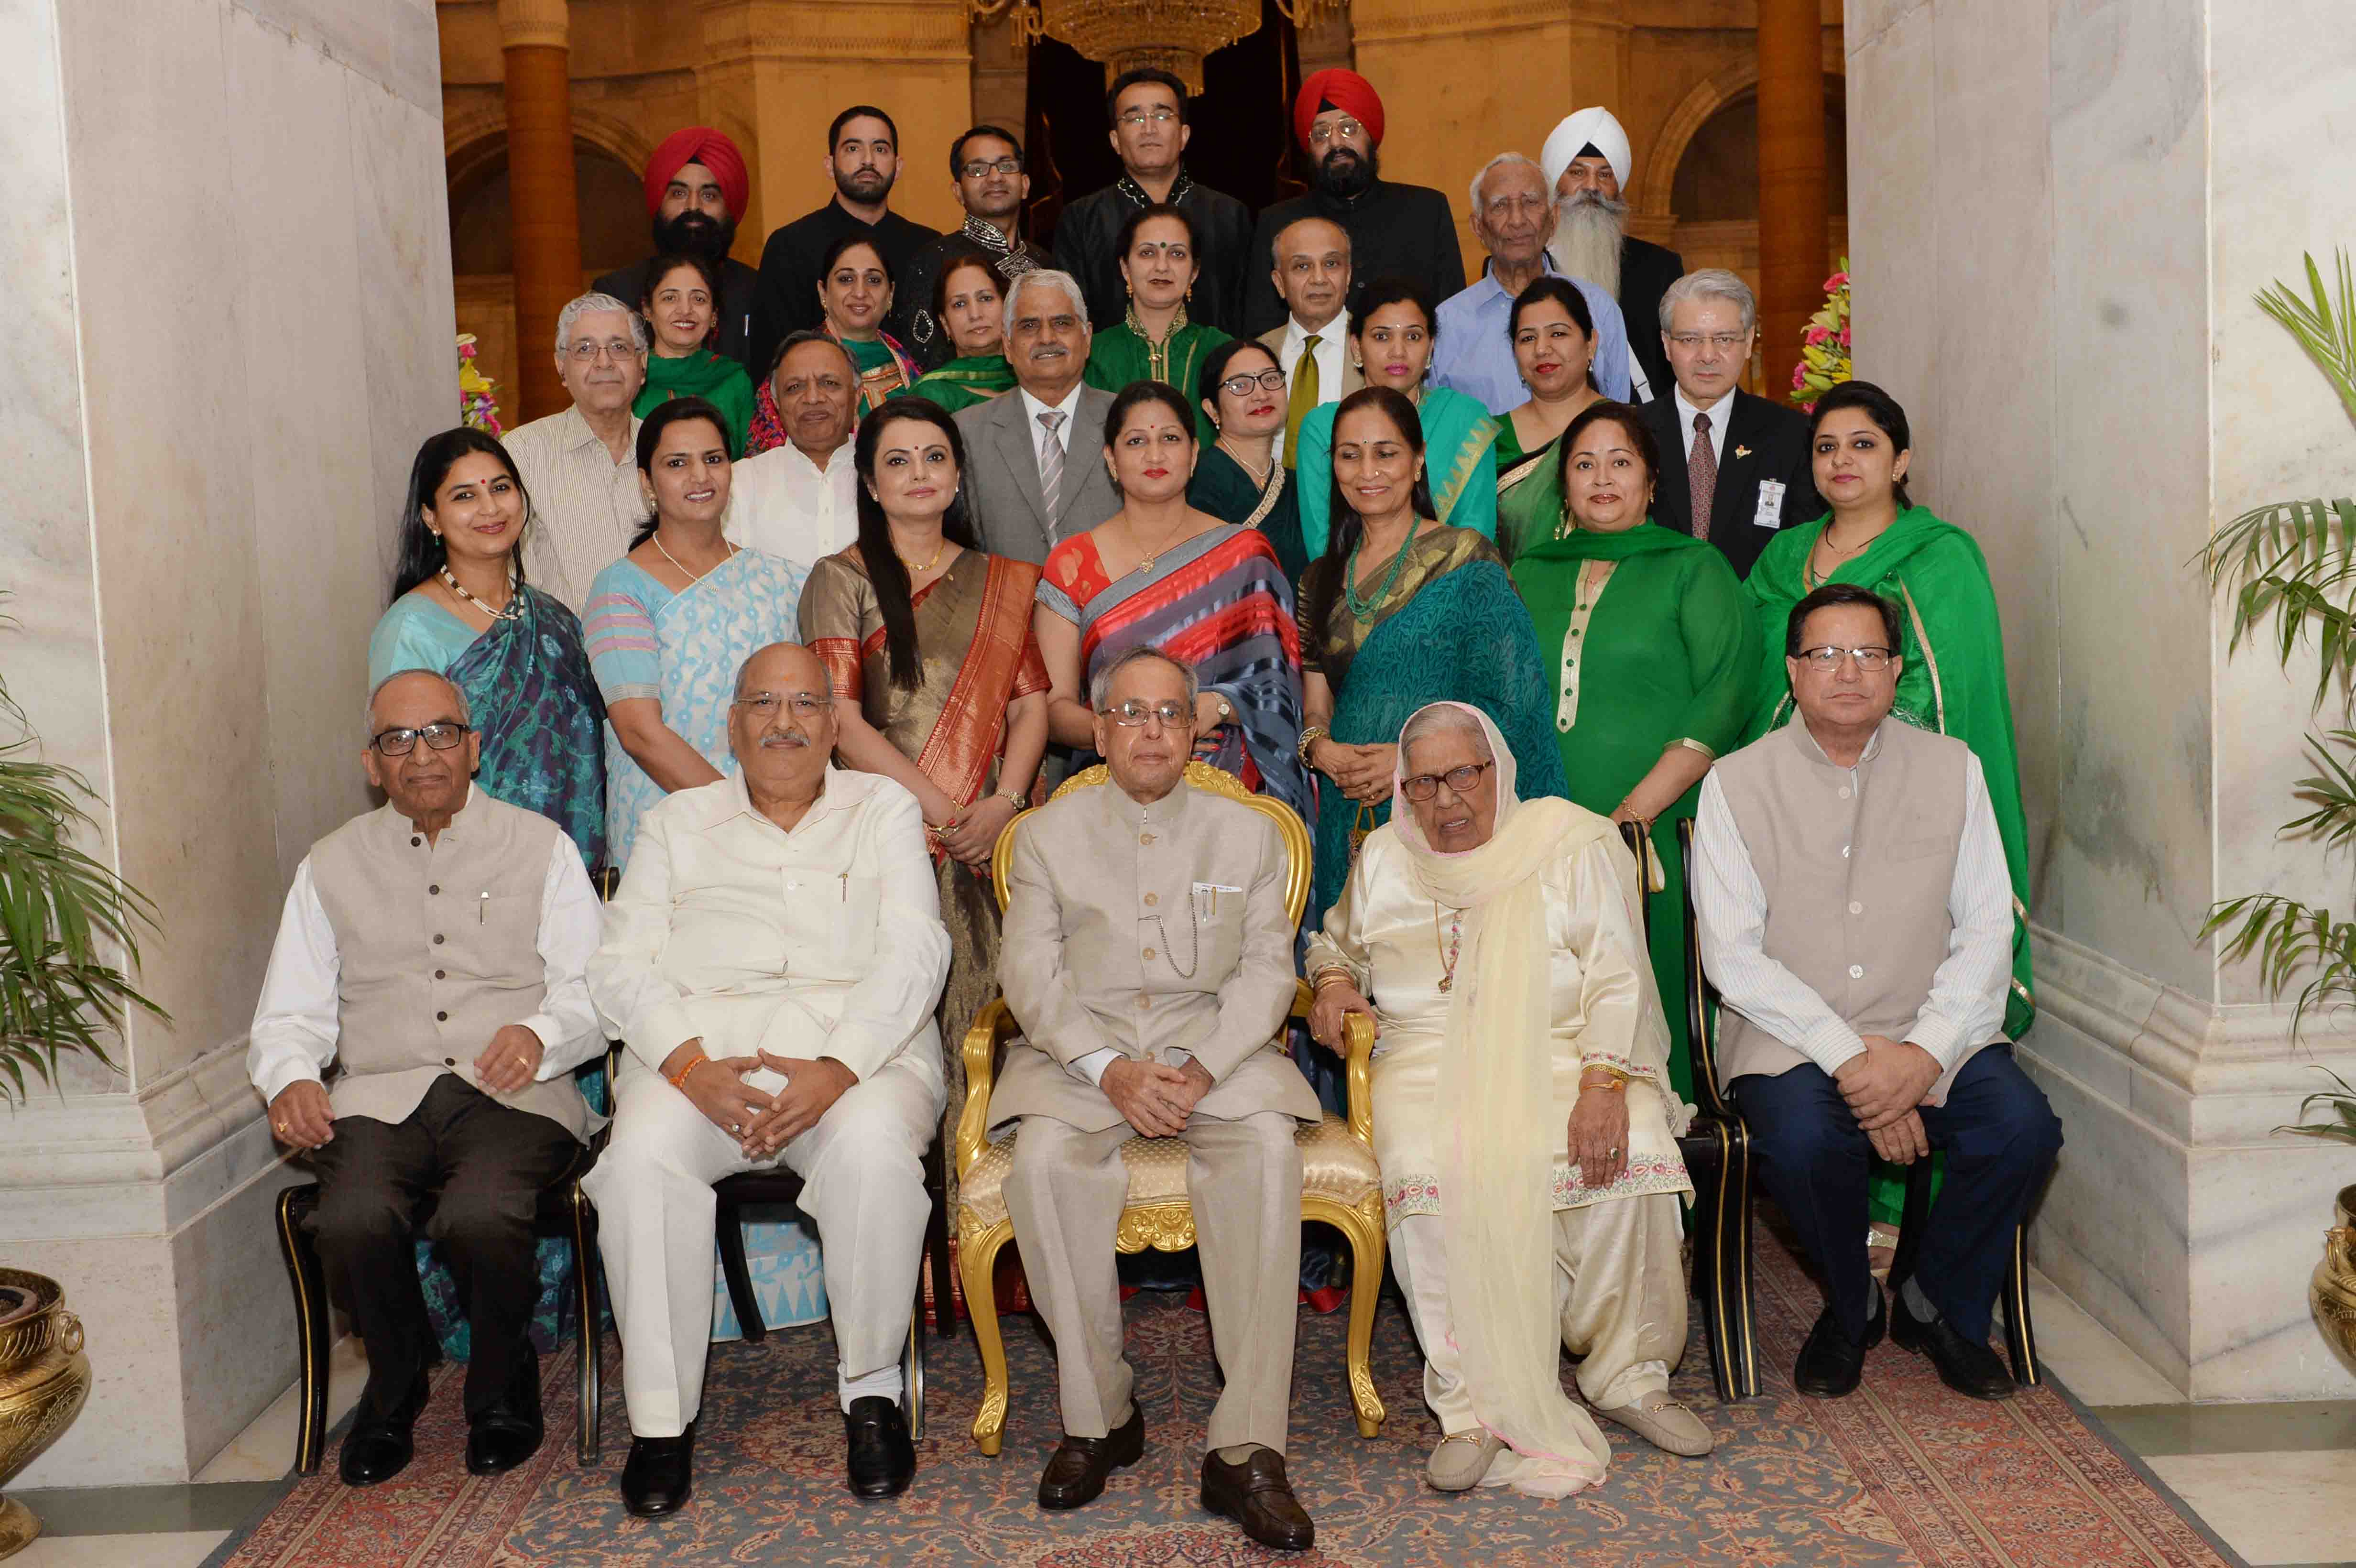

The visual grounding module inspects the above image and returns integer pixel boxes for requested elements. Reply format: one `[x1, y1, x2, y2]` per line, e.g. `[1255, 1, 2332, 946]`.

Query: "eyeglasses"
[567, 338, 639, 363]
[1102, 699, 1193, 729]
[1400, 760, 1493, 801]
[1219, 369, 1287, 397]
[1668, 332, 1751, 352]
[371, 722, 471, 756]
[733, 691, 833, 719]
[1117, 107, 1179, 128]
[1795, 645, 1895, 672]
[960, 156, 1023, 178]
[1306, 118, 1365, 148]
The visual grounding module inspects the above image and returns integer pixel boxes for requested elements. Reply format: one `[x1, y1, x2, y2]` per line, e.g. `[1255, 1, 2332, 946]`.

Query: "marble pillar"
[0, 0, 453, 1484]
[498, 0, 580, 423]
[1847, 0, 2356, 1399]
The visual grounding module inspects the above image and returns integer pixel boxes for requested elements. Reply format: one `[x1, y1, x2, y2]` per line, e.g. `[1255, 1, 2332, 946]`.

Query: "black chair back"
[1675, 815, 1738, 1122]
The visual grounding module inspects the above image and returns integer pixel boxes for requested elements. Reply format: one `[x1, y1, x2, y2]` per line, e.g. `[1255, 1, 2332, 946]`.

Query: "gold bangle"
[1310, 966, 1355, 992]
[1579, 1063, 1630, 1090]
[1297, 724, 1329, 764]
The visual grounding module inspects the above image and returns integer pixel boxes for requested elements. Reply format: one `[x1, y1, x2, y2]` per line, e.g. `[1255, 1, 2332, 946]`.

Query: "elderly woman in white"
[1306, 700, 1708, 1495]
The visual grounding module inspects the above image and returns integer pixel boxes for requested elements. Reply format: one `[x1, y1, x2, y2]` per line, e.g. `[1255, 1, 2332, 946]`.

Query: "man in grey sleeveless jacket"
[1691, 584, 2061, 1403]
[248, 672, 603, 1487]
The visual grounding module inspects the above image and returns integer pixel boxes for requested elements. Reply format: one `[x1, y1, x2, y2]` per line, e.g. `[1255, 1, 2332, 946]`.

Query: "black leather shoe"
[844, 1395, 915, 1498]
[1037, 1403, 1145, 1510]
[466, 1364, 545, 1477]
[338, 1371, 429, 1487]
[1201, 1446, 1315, 1552]
[1793, 1287, 1885, 1399]
[620, 1422, 695, 1516]
[1892, 1293, 2020, 1400]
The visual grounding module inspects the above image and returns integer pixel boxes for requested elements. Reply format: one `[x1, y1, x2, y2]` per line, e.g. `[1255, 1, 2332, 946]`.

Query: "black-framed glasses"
[371, 722, 471, 757]
[959, 156, 1023, 178]
[1796, 645, 1895, 672]
[1400, 760, 1493, 801]
[1103, 699, 1193, 729]
[1220, 368, 1287, 397]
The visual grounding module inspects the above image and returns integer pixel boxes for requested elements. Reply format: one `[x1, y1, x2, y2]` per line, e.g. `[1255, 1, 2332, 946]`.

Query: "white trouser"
[1389, 1192, 1687, 1435]
[583, 1051, 943, 1437]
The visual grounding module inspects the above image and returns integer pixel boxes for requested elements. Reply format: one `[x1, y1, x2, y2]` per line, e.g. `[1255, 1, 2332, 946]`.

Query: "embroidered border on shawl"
[1383, 1155, 1693, 1221]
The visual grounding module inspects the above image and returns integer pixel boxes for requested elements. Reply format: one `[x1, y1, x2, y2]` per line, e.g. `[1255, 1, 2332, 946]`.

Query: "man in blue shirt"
[1431, 153, 1631, 416]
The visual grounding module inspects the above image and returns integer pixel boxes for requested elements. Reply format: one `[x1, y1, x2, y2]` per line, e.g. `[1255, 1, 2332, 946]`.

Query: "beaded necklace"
[1343, 516, 1421, 621]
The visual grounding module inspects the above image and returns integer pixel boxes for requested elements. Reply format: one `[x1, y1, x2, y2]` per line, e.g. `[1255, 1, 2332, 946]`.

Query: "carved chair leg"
[1338, 1208, 1388, 1438]
[275, 1185, 331, 1476]
[714, 1196, 765, 1345]
[960, 1226, 1014, 1456]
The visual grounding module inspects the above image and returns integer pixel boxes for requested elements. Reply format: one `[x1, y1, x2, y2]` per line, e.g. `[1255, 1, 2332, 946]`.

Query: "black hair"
[1116, 201, 1198, 263]
[628, 396, 731, 547]
[852, 398, 981, 690]
[1786, 582, 1903, 658]
[1808, 379, 1915, 509]
[1554, 399, 1661, 512]
[948, 123, 1024, 179]
[1510, 276, 1598, 391]
[1102, 379, 1198, 452]
[819, 229, 896, 286]
[1195, 336, 1281, 421]
[393, 428, 534, 601]
[766, 327, 852, 384]
[828, 105, 898, 152]
[928, 245, 1010, 342]
[639, 251, 723, 348]
[1346, 274, 1437, 339]
[1311, 386, 1439, 630]
[1105, 68, 1189, 127]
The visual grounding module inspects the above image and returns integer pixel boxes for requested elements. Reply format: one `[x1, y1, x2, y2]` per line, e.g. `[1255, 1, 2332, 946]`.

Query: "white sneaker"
[1597, 1391, 1715, 1456]
[1425, 1428, 1504, 1491]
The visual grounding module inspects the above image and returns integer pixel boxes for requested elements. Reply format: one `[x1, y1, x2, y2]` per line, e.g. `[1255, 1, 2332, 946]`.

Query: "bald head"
[1271, 217, 1351, 333]
[366, 669, 469, 739]
[361, 670, 478, 825]
[728, 642, 838, 798]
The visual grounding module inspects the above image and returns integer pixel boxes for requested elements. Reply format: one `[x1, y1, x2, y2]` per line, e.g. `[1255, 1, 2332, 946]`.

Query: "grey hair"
[731, 642, 833, 702]
[1467, 152, 1546, 222]
[1002, 269, 1091, 341]
[1088, 645, 1198, 712]
[1658, 268, 1756, 334]
[1398, 704, 1493, 766]
[555, 292, 650, 355]
[365, 670, 470, 739]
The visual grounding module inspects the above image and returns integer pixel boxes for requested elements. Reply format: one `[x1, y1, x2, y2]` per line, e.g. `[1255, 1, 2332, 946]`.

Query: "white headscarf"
[1541, 107, 1632, 193]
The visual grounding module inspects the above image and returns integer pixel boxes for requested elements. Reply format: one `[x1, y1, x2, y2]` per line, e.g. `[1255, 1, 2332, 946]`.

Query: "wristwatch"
[998, 790, 1030, 810]
[1209, 697, 1233, 724]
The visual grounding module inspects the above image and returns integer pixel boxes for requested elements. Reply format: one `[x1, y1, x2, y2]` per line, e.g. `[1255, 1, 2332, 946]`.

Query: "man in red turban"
[593, 126, 771, 375]
[1244, 70, 1464, 334]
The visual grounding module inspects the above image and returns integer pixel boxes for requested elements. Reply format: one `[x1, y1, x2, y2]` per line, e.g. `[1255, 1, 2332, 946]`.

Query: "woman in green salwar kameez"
[1188, 338, 1309, 584]
[1512, 402, 1756, 1102]
[1082, 203, 1231, 446]
[1494, 278, 1605, 565]
[632, 255, 757, 457]
[905, 248, 1017, 413]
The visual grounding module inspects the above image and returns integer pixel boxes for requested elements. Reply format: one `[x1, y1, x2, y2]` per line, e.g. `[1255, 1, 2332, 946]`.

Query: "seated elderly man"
[248, 671, 603, 1487]
[1308, 701, 1706, 1499]
[1692, 583, 2063, 1402]
[995, 646, 1321, 1552]
[585, 642, 949, 1514]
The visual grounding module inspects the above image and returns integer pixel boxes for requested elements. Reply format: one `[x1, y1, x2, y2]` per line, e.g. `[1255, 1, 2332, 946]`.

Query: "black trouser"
[305, 1074, 577, 1425]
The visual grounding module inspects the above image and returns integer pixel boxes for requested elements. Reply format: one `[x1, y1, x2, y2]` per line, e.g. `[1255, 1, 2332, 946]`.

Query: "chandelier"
[972, 0, 1345, 95]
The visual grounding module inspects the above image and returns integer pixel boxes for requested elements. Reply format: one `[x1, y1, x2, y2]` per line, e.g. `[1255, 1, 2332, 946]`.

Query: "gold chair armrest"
[1342, 1013, 1376, 1148]
[1289, 978, 1314, 1021]
[957, 996, 1020, 1181]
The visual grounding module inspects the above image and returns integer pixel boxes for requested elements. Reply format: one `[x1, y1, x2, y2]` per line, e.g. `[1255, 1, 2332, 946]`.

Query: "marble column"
[1755, 0, 1826, 388]
[498, 0, 580, 423]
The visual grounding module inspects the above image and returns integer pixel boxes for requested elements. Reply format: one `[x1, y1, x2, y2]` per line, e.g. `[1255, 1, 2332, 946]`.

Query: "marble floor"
[4, 1275, 2351, 1568]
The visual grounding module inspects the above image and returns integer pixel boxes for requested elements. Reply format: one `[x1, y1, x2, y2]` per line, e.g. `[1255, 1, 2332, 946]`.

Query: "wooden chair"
[952, 761, 1387, 1456]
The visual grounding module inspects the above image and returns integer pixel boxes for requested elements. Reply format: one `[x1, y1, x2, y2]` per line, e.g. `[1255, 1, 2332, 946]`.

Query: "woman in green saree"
[907, 248, 1015, 413]
[1297, 276, 1498, 559]
[817, 233, 921, 419]
[1511, 402, 1756, 1102]
[1187, 337, 1309, 585]
[1493, 278, 1604, 565]
[632, 254, 756, 457]
[1082, 203, 1232, 446]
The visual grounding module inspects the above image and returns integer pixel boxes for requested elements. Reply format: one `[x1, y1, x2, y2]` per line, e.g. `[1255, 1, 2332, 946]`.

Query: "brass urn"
[0, 1270, 91, 1560]
[2314, 1185, 2356, 1374]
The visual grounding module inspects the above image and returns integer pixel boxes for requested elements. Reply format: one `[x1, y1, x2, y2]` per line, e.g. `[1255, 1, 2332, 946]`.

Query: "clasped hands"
[1101, 1055, 1216, 1139]
[664, 1040, 858, 1160]
[1309, 738, 1397, 805]
[1833, 1035, 1943, 1163]
[268, 1023, 546, 1150]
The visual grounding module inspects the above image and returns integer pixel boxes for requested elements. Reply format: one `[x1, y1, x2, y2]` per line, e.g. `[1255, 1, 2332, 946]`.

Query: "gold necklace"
[1433, 902, 1464, 993]
[654, 530, 733, 584]
[1807, 521, 1877, 587]
[1217, 436, 1274, 490]
[439, 564, 520, 621]
[896, 532, 949, 574]
[1133, 514, 1195, 575]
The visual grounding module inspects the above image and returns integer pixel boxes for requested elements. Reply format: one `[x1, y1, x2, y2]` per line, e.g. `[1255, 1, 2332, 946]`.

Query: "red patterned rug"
[207, 1224, 2237, 1567]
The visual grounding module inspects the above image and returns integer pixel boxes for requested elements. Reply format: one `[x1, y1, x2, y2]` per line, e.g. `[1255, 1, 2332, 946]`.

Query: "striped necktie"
[1037, 409, 1068, 522]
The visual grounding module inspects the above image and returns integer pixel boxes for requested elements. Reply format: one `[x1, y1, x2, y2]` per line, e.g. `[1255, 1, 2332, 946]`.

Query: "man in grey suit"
[994, 647, 1320, 1552]
[952, 269, 1121, 563]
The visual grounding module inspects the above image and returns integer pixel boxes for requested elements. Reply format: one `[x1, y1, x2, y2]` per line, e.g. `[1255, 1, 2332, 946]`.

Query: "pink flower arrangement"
[1789, 259, 1852, 412]
[457, 333, 504, 436]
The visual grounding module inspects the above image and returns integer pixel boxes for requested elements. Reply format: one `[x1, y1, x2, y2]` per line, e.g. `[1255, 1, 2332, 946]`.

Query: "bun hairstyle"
[852, 398, 979, 690]
[1311, 385, 1438, 630]
[393, 427, 535, 602]
[1807, 379, 1914, 510]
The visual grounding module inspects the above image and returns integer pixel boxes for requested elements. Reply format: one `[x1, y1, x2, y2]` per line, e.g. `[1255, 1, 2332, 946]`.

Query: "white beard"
[1548, 192, 1626, 298]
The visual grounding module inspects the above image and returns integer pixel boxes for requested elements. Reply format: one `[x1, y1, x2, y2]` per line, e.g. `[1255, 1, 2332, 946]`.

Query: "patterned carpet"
[207, 1226, 2239, 1568]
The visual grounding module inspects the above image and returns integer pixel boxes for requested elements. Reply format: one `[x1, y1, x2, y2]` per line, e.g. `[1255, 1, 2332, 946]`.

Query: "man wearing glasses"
[994, 647, 1321, 1551]
[248, 672, 604, 1488]
[506, 292, 649, 613]
[1053, 68, 1254, 334]
[585, 642, 949, 1514]
[898, 125, 1054, 370]
[1691, 584, 2062, 1405]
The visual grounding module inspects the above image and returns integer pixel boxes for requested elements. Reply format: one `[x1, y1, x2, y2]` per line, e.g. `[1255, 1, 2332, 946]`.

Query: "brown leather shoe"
[1037, 1404, 1145, 1510]
[1200, 1446, 1314, 1552]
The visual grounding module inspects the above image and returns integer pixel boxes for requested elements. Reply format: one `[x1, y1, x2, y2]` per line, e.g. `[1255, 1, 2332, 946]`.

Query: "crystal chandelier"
[972, 0, 1345, 94]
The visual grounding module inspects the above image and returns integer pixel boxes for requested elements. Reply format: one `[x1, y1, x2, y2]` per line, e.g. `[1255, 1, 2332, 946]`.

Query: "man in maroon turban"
[594, 127, 772, 376]
[1243, 69, 1464, 335]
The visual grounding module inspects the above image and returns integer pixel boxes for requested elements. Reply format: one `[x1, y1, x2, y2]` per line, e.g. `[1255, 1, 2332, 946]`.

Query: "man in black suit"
[1542, 108, 1683, 402]
[752, 106, 940, 372]
[1640, 269, 1823, 580]
[593, 127, 769, 376]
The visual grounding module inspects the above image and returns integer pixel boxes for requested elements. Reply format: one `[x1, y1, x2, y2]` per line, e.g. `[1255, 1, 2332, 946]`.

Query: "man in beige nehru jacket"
[248, 670, 603, 1489]
[994, 646, 1320, 1552]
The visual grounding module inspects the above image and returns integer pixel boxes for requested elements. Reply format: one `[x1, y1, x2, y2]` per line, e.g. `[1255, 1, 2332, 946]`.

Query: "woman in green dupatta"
[906, 247, 1016, 413]
[818, 233, 921, 419]
[1187, 337, 1309, 584]
[1511, 402, 1756, 1102]
[632, 254, 756, 457]
[1493, 278, 1604, 565]
[1082, 203, 1232, 446]
[1745, 379, 2035, 1238]
[1297, 276, 1498, 559]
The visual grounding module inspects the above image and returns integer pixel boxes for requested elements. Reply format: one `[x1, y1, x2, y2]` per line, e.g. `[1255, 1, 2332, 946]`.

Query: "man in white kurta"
[586, 642, 949, 1514]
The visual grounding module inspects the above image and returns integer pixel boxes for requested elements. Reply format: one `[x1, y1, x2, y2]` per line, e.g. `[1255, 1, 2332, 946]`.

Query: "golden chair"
[953, 761, 1387, 1455]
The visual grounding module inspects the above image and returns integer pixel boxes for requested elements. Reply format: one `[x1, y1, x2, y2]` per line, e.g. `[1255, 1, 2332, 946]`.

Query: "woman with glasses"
[798, 398, 1048, 1166]
[1305, 702, 1707, 1496]
[1187, 338, 1308, 585]
[907, 248, 1016, 413]
[1082, 204, 1233, 446]
[1509, 402, 1756, 1102]
[1492, 278, 1603, 564]
[583, 397, 810, 869]
[817, 233, 920, 418]
[370, 427, 608, 869]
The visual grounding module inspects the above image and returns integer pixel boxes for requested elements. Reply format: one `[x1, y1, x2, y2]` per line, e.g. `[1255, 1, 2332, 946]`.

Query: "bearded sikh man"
[1243, 70, 1463, 336]
[1542, 108, 1685, 403]
[899, 124, 1052, 370]
[755, 106, 940, 355]
[594, 127, 770, 376]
